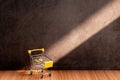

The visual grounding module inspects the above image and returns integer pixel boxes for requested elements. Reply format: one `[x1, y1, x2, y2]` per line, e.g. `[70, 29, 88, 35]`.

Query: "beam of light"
[46, 1, 120, 62]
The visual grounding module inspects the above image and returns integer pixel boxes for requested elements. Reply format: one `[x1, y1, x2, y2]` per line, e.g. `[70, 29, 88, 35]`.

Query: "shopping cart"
[27, 48, 53, 78]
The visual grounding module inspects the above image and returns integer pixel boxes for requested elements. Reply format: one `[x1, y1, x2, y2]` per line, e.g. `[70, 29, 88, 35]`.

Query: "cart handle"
[28, 48, 45, 54]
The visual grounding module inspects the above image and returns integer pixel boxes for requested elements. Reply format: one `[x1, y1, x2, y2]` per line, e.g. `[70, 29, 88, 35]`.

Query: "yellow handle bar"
[28, 48, 45, 55]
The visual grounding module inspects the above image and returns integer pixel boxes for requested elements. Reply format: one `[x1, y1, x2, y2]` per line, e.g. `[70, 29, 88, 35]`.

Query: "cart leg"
[40, 74, 43, 78]
[29, 70, 33, 75]
[46, 69, 51, 77]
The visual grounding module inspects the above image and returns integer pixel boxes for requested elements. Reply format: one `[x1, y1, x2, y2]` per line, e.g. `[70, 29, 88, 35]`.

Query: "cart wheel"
[49, 73, 51, 77]
[41, 70, 43, 73]
[29, 71, 33, 75]
[40, 74, 43, 78]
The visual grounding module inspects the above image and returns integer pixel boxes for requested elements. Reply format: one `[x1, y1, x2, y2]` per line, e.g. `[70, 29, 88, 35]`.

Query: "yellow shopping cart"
[28, 48, 53, 78]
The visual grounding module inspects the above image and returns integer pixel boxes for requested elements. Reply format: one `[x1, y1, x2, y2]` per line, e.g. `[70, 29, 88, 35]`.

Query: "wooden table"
[0, 70, 120, 80]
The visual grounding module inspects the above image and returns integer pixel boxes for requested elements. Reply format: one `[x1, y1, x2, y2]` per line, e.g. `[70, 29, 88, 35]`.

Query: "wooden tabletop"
[0, 70, 120, 80]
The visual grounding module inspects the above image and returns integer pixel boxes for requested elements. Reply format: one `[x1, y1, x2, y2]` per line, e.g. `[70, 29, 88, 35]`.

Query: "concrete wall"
[0, 0, 120, 69]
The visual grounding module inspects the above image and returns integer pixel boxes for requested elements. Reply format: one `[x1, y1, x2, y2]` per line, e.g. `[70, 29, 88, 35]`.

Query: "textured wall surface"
[0, 0, 120, 70]
[54, 17, 120, 69]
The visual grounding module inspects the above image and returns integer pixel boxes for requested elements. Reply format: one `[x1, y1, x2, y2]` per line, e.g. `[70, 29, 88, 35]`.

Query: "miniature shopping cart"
[28, 48, 53, 78]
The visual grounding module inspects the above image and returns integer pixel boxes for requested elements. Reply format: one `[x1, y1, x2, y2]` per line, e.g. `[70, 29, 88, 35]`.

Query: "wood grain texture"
[0, 70, 120, 80]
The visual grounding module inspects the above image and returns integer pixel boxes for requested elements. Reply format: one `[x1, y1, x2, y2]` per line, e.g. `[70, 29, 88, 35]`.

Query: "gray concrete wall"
[0, 0, 120, 69]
